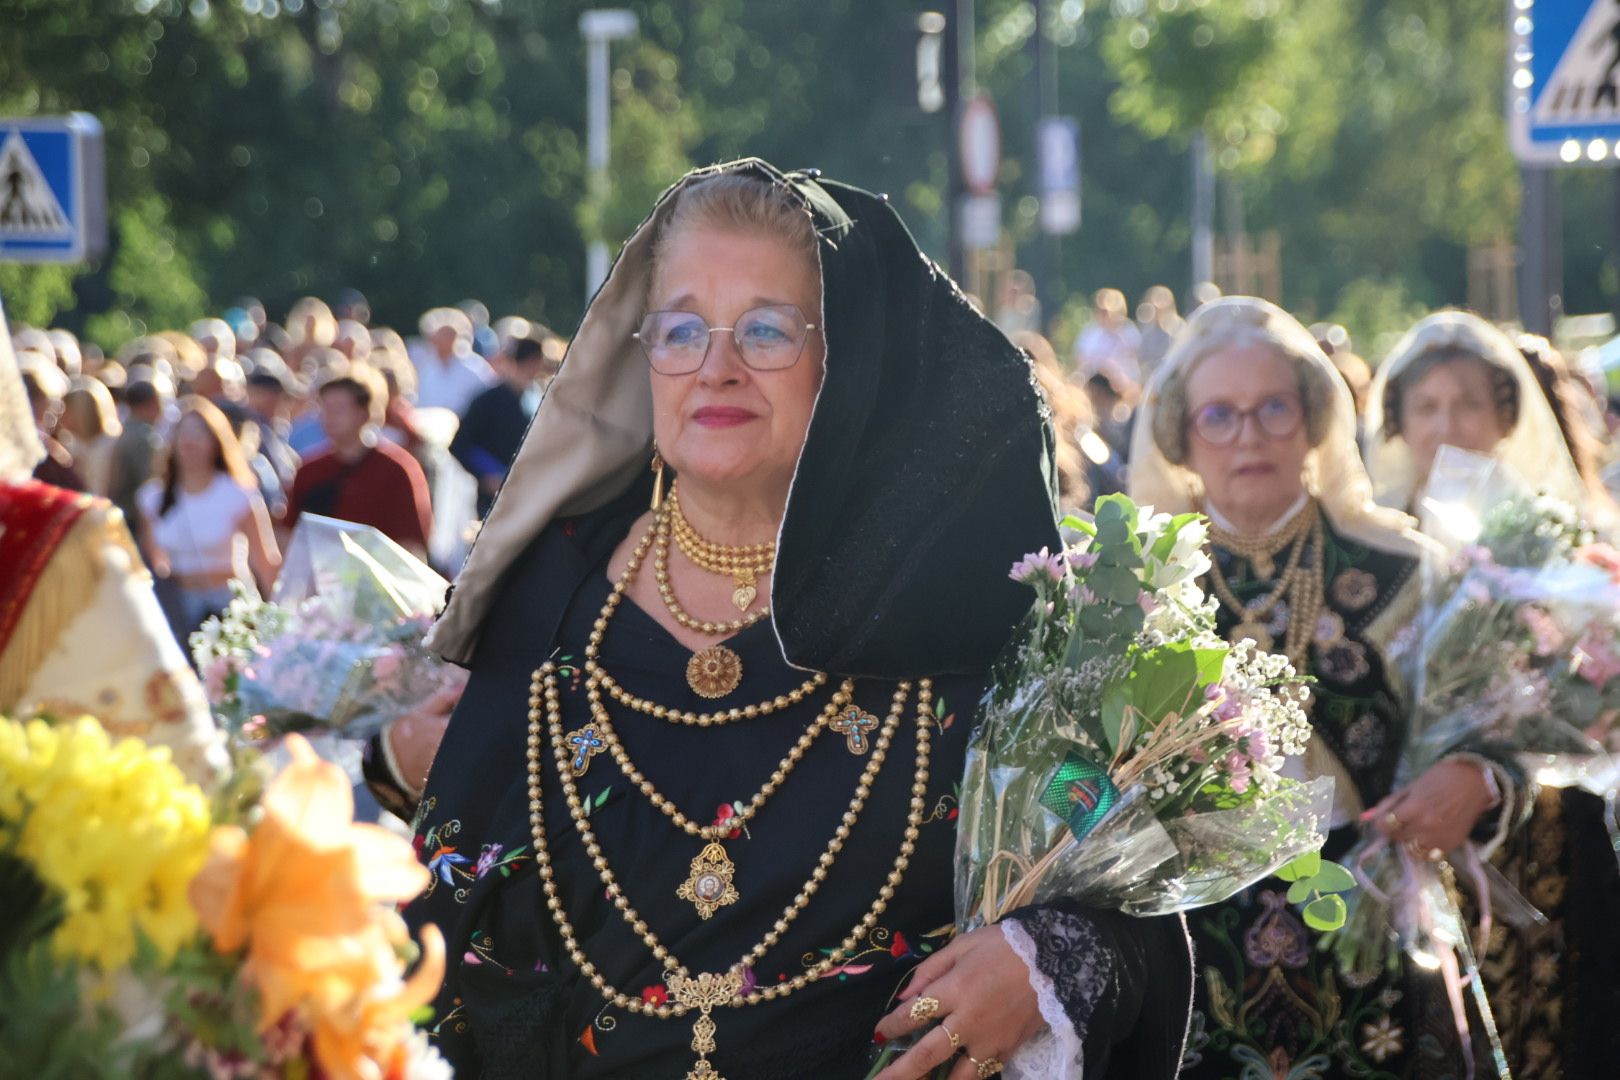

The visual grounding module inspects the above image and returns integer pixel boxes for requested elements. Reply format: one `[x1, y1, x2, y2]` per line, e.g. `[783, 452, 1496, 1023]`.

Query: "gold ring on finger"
[938, 1019, 962, 1052]
[970, 1054, 1005, 1078]
[1382, 811, 1401, 832]
[908, 995, 941, 1023]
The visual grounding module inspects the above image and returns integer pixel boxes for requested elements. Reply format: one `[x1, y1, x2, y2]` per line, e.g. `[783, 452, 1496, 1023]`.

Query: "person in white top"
[137, 396, 280, 646]
[1072, 287, 1142, 397]
[409, 306, 495, 414]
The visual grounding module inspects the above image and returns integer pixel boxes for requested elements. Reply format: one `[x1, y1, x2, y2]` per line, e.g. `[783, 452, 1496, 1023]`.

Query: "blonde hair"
[64, 377, 122, 439]
[1016, 331, 1095, 506]
[288, 297, 338, 348]
[650, 173, 818, 302]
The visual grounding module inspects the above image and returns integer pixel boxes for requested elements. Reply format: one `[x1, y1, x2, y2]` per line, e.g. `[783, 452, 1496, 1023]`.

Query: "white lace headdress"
[1364, 310, 1585, 513]
[1128, 295, 1426, 559]
[0, 295, 47, 482]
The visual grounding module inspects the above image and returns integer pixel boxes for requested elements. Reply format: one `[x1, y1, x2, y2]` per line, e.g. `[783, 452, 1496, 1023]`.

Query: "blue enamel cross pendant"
[566, 724, 607, 776]
[830, 705, 879, 755]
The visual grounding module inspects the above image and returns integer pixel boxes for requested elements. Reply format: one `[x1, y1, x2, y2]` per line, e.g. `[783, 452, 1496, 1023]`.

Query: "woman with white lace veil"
[1365, 310, 1586, 514]
[1130, 296, 1527, 1078]
[1368, 310, 1620, 1074]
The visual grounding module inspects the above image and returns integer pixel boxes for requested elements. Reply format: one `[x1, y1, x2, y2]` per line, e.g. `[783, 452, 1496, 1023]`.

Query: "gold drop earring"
[650, 447, 666, 511]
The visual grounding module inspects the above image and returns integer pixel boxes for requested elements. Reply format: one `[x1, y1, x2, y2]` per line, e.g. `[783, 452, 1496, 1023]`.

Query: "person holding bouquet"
[401, 160, 1193, 1079]
[1366, 312, 1620, 1077]
[1129, 297, 1527, 1078]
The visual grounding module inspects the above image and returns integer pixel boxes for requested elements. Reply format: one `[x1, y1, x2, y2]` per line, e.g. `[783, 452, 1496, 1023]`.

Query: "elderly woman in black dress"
[388, 161, 1192, 1080]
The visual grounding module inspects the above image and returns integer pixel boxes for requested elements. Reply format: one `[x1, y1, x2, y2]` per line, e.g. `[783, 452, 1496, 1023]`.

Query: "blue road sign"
[0, 114, 107, 262]
[1510, 0, 1620, 165]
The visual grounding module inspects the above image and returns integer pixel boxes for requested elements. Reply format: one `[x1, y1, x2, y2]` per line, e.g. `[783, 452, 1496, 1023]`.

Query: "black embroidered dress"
[406, 497, 1191, 1079]
[1181, 516, 1477, 1080]
[403, 159, 1195, 1080]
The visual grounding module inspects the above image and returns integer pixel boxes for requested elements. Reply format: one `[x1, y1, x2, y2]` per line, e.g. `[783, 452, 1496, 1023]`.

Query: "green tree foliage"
[0, 0, 1603, 351]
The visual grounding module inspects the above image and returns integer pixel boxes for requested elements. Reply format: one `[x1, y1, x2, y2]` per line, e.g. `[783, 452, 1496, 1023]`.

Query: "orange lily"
[189, 735, 443, 1078]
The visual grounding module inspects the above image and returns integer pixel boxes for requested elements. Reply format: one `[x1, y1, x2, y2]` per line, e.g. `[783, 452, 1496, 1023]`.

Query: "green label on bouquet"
[1039, 752, 1119, 842]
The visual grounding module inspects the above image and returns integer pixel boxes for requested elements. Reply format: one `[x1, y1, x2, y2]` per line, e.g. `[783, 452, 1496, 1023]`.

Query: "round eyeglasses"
[1188, 394, 1304, 446]
[634, 305, 818, 376]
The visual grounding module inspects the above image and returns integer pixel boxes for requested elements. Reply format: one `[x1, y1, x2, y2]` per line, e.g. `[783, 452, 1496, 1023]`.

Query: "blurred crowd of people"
[998, 281, 1620, 527]
[14, 293, 564, 647]
[20, 277, 1620, 662]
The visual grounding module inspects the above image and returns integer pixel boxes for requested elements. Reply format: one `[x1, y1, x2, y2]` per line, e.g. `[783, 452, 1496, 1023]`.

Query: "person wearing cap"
[450, 335, 550, 519]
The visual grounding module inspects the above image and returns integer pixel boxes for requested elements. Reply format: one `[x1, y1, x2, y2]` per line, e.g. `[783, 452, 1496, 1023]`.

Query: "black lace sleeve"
[1001, 903, 1193, 1080]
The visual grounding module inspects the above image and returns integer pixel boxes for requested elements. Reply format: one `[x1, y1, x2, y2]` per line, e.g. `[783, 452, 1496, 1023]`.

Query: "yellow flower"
[190, 734, 440, 1080]
[0, 715, 212, 971]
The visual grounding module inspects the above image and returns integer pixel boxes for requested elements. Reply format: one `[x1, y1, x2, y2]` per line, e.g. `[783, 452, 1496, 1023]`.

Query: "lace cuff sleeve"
[999, 904, 1192, 1080]
[998, 914, 1095, 1080]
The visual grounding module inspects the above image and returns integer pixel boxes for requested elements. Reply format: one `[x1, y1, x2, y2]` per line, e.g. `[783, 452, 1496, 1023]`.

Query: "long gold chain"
[526, 664, 934, 1078]
[1206, 504, 1325, 669]
[1205, 502, 1313, 620]
[581, 675, 894, 840]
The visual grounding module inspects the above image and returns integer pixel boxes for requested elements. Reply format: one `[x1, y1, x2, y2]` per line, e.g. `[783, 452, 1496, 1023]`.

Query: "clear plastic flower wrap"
[191, 515, 468, 761]
[953, 496, 1339, 931]
[1332, 447, 1620, 1023]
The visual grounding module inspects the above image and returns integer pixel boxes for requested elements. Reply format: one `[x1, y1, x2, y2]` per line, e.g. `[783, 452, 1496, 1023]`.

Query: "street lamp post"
[580, 8, 638, 302]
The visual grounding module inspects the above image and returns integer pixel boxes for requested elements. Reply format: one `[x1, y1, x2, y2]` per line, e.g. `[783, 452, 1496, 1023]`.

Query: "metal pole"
[1519, 164, 1562, 336]
[579, 10, 637, 303]
[1030, 0, 1058, 328]
[585, 35, 610, 300]
[945, 0, 975, 283]
[1190, 130, 1214, 295]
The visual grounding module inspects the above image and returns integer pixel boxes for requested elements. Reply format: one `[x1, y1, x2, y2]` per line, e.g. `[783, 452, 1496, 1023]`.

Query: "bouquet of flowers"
[953, 495, 1341, 932]
[192, 515, 467, 766]
[0, 713, 447, 1079]
[1332, 448, 1620, 1047]
[868, 495, 1345, 1078]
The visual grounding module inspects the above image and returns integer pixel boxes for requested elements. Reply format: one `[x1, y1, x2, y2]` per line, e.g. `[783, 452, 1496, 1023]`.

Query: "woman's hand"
[871, 925, 1043, 1080]
[385, 686, 461, 795]
[1366, 757, 1497, 856]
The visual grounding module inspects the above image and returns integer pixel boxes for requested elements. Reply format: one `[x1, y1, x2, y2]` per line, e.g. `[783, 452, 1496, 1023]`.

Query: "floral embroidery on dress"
[473, 841, 530, 880]
[1341, 713, 1386, 769]
[1316, 640, 1370, 686]
[1359, 1015, 1404, 1062]
[811, 923, 950, 981]
[1331, 568, 1379, 611]
[1243, 890, 1309, 969]
[1313, 610, 1346, 647]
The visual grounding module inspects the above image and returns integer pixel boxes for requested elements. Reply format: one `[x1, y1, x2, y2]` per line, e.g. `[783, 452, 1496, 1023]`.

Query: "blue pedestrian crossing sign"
[0, 114, 107, 263]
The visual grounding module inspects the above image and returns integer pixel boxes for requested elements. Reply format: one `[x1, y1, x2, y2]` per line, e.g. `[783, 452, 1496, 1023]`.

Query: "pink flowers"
[1225, 752, 1253, 795]
[1575, 627, 1620, 690]
[1516, 604, 1565, 657]
[1009, 547, 1066, 585]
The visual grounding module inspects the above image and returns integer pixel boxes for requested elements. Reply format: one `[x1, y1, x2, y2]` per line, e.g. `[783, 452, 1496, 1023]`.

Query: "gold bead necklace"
[527, 663, 934, 1080]
[1206, 503, 1326, 669]
[654, 513, 772, 636]
[669, 484, 776, 611]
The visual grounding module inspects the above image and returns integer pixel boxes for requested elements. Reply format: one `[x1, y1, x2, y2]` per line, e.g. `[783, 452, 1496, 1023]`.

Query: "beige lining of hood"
[425, 161, 825, 665]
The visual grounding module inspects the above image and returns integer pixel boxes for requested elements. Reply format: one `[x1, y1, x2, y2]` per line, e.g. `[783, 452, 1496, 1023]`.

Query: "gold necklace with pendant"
[669, 485, 777, 612]
[571, 671, 903, 917]
[528, 662, 934, 1080]
[649, 510, 770, 699]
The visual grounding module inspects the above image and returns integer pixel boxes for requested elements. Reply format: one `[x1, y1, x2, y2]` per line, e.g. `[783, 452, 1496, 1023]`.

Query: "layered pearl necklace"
[527, 511, 936, 1080]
